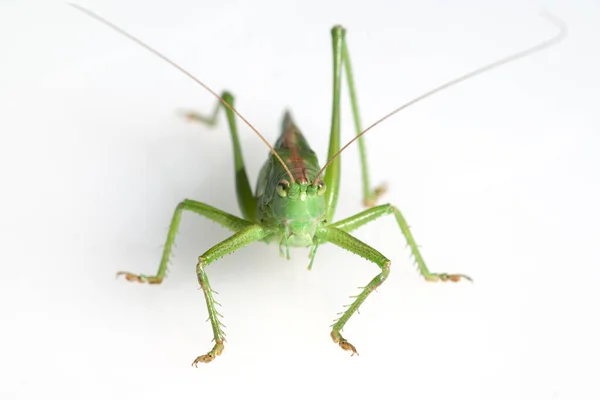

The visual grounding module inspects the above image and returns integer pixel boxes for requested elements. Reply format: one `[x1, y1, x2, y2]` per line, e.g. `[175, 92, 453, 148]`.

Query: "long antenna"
[315, 12, 567, 181]
[69, 3, 295, 184]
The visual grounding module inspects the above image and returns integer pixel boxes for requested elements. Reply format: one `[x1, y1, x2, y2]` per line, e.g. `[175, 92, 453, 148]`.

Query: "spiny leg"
[181, 91, 257, 221]
[316, 227, 391, 355]
[331, 204, 471, 282]
[340, 31, 386, 207]
[192, 225, 269, 365]
[117, 199, 253, 284]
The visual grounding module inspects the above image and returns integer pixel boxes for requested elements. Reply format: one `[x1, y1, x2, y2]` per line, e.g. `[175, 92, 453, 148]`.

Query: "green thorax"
[255, 112, 327, 248]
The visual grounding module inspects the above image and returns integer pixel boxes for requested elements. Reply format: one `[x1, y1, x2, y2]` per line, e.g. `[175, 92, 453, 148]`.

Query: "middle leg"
[117, 199, 254, 284]
[331, 204, 472, 282]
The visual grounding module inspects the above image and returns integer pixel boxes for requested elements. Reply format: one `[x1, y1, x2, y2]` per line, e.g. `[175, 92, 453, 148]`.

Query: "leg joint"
[196, 256, 207, 274]
[381, 260, 391, 278]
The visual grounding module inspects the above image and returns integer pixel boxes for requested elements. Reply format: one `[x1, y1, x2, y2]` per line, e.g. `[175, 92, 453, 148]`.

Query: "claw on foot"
[424, 273, 472, 283]
[116, 272, 163, 284]
[179, 110, 215, 126]
[191, 342, 224, 367]
[339, 339, 359, 355]
[331, 331, 359, 356]
[363, 183, 388, 208]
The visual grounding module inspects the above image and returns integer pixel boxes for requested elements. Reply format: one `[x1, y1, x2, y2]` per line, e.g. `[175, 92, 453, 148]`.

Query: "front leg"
[192, 224, 270, 366]
[316, 227, 391, 355]
[331, 204, 472, 282]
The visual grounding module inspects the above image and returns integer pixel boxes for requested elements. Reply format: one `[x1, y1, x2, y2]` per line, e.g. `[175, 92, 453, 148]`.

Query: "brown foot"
[191, 341, 224, 367]
[116, 272, 163, 284]
[331, 330, 359, 356]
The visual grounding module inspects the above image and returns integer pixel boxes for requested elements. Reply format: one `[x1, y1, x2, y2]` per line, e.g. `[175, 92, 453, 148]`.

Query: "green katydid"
[71, 4, 566, 366]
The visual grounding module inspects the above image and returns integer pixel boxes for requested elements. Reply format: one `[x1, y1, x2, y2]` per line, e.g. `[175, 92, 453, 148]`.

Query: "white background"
[1, 0, 599, 399]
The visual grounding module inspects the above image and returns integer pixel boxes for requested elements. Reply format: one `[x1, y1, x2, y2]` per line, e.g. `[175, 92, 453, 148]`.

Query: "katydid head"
[270, 177, 326, 245]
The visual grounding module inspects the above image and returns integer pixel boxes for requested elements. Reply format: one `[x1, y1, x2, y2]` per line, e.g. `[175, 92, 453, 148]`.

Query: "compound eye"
[316, 181, 326, 196]
[277, 179, 290, 197]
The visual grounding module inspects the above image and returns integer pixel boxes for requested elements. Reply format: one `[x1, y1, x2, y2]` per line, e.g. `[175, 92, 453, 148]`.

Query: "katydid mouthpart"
[70, 4, 566, 365]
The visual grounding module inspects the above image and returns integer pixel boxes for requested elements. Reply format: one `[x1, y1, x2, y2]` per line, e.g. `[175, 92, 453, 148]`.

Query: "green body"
[256, 113, 326, 249]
